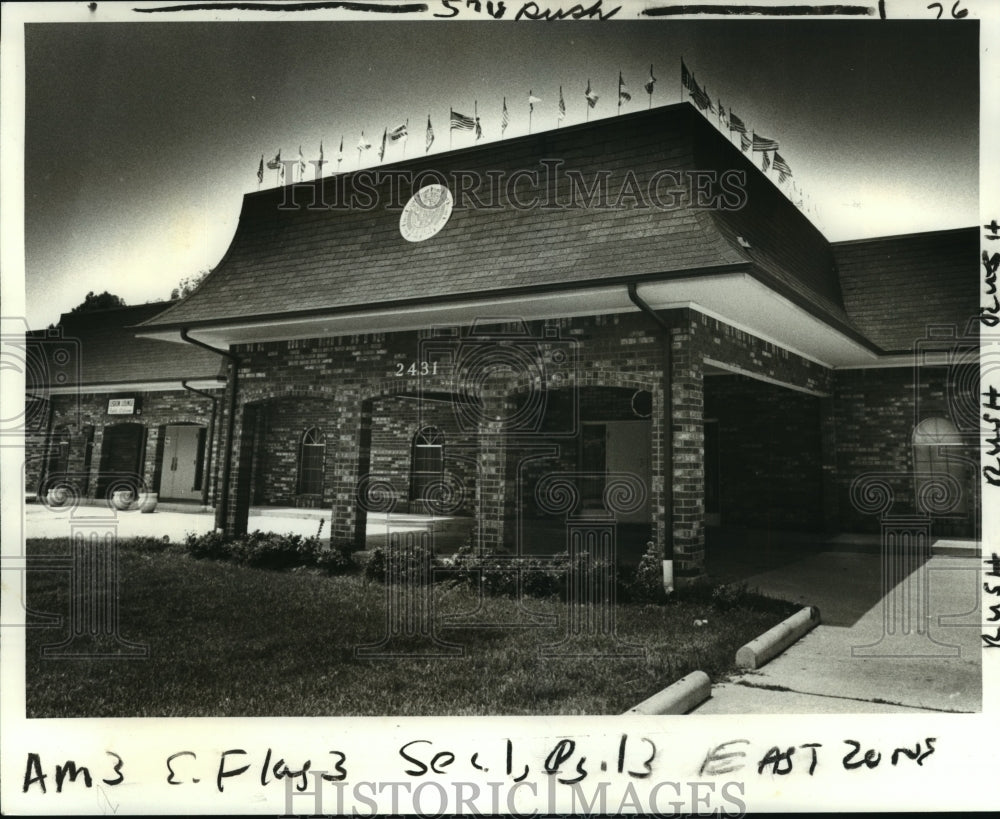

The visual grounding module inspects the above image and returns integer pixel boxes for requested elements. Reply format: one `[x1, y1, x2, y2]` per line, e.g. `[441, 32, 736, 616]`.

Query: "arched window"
[912, 417, 966, 513]
[410, 426, 444, 502]
[298, 427, 325, 495]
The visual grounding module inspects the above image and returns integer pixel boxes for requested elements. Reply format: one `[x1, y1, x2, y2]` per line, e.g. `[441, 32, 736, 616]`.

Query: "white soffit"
[138, 273, 879, 369]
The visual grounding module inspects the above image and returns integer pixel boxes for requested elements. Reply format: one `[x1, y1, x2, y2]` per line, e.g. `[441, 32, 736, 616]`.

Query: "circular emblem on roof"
[400, 184, 454, 242]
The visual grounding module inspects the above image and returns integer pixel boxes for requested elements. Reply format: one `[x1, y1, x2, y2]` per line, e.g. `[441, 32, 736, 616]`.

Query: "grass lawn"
[24, 538, 796, 717]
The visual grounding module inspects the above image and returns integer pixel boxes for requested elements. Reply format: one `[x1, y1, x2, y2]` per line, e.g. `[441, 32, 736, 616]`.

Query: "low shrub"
[364, 540, 438, 584]
[315, 545, 354, 575]
[625, 541, 669, 605]
[184, 530, 230, 561]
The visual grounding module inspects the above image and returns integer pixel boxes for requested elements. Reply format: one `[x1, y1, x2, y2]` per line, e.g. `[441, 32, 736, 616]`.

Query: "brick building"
[62, 102, 972, 581]
[26, 302, 225, 508]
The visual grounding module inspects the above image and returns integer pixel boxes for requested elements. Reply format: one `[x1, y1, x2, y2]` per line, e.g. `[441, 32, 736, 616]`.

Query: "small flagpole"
[649, 64, 653, 110]
[474, 100, 478, 140]
[404, 118, 409, 158]
[586, 79, 590, 123]
[528, 90, 533, 135]
[449, 108, 453, 150]
[617, 70, 621, 117]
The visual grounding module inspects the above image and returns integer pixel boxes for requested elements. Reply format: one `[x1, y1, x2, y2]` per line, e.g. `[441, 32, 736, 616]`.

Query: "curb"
[622, 670, 711, 715]
[735, 605, 820, 670]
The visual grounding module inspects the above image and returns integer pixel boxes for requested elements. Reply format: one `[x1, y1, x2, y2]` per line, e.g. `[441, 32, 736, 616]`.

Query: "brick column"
[329, 389, 366, 550]
[671, 322, 705, 580]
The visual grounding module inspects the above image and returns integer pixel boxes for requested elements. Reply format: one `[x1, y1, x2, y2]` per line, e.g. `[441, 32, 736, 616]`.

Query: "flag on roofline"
[739, 132, 751, 152]
[257, 154, 264, 183]
[358, 132, 371, 151]
[425, 116, 434, 152]
[618, 72, 631, 106]
[337, 136, 344, 166]
[558, 86, 566, 121]
[266, 150, 281, 170]
[319, 141, 324, 165]
[389, 123, 408, 141]
[475, 115, 483, 140]
[501, 97, 509, 134]
[644, 64, 656, 96]
[752, 132, 779, 152]
[761, 151, 771, 172]
[718, 100, 727, 126]
[297, 145, 306, 180]
[681, 59, 692, 90]
[585, 79, 599, 108]
[728, 109, 747, 134]
[378, 128, 387, 161]
[451, 109, 475, 130]
[772, 152, 792, 177]
[528, 91, 541, 113]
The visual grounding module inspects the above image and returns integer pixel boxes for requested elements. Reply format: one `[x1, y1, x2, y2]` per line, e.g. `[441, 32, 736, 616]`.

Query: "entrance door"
[96, 423, 145, 499]
[604, 420, 651, 524]
[159, 424, 205, 501]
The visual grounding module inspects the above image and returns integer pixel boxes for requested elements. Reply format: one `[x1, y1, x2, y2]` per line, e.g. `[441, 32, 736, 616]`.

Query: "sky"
[20, 17, 979, 330]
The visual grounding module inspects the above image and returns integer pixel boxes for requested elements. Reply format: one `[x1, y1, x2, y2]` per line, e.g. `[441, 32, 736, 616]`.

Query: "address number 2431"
[395, 361, 439, 377]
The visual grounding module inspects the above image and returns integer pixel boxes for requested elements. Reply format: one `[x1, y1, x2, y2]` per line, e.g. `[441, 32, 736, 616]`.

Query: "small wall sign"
[107, 398, 136, 415]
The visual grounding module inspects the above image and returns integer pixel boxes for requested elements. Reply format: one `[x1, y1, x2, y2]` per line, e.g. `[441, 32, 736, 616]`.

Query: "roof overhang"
[35, 377, 226, 396]
[138, 272, 882, 369]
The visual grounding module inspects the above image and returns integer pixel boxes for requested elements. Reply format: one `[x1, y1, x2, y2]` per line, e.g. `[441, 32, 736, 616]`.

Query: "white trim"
[702, 357, 830, 397]
[138, 274, 882, 368]
[832, 353, 950, 370]
[39, 379, 225, 396]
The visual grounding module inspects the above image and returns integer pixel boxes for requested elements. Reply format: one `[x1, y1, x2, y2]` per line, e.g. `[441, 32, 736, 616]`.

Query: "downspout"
[181, 380, 218, 510]
[180, 330, 238, 532]
[627, 283, 674, 594]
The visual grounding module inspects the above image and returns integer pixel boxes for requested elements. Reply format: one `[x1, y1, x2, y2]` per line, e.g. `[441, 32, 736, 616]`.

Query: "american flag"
[761, 151, 771, 172]
[752, 133, 780, 152]
[681, 59, 692, 90]
[558, 86, 565, 121]
[257, 154, 264, 183]
[739, 132, 751, 152]
[425, 116, 434, 152]
[728, 109, 747, 134]
[772, 152, 792, 177]
[585, 79, 599, 108]
[618, 72, 631, 106]
[450, 109, 475, 130]
[644, 64, 656, 96]
[266, 150, 281, 170]
[357, 132, 371, 151]
[501, 97, 509, 133]
[377, 129, 387, 161]
[389, 123, 408, 141]
[528, 91, 541, 113]
[475, 116, 483, 141]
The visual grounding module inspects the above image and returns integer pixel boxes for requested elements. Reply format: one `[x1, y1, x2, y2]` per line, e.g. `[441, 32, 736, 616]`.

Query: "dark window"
[297, 427, 325, 495]
[410, 426, 444, 502]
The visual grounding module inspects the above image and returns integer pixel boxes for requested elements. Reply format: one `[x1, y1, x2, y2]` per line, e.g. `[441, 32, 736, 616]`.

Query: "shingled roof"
[832, 227, 978, 354]
[34, 302, 225, 387]
[140, 103, 858, 340]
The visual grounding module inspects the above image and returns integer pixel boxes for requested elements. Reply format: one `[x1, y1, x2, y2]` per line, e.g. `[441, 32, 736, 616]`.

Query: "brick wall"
[704, 374, 824, 531]
[27, 389, 218, 503]
[832, 366, 978, 535]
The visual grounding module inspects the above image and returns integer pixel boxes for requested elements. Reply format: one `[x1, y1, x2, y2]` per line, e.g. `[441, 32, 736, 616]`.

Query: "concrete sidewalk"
[692, 551, 983, 714]
[21, 503, 460, 542]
